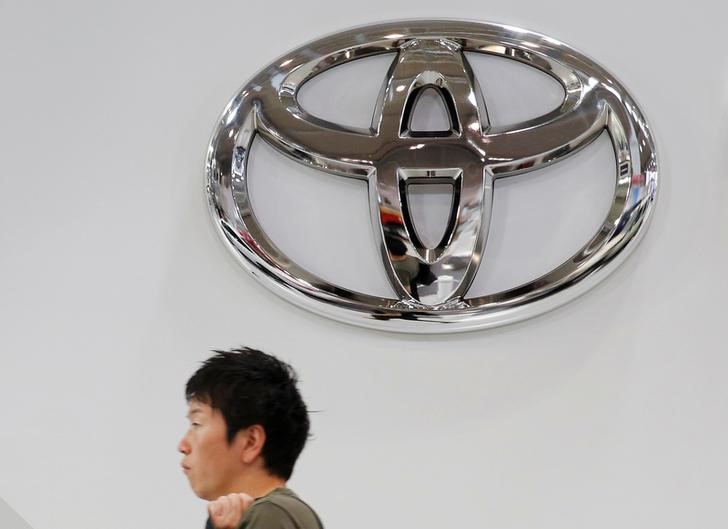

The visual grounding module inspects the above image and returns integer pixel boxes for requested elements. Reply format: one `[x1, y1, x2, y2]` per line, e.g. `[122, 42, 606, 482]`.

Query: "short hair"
[185, 347, 310, 480]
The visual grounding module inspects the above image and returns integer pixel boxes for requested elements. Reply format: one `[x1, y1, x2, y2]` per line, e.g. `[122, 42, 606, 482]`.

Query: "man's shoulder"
[240, 489, 322, 529]
[255, 489, 305, 510]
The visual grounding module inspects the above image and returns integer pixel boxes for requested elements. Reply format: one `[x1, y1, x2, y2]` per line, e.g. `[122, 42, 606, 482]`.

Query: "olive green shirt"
[238, 488, 323, 529]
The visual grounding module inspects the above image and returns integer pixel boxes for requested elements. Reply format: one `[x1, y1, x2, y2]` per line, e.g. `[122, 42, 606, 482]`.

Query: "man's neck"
[245, 475, 287, 499]
[224, 468, 287, 499]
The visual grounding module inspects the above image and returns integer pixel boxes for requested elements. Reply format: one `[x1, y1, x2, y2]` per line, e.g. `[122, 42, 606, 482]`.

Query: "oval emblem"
[206, 20, 658, 333]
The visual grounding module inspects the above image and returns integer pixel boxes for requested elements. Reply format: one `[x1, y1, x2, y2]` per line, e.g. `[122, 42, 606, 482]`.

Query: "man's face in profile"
[178, 399, 243, 500]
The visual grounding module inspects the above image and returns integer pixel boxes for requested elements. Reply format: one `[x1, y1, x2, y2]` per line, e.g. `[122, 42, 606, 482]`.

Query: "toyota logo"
[206, 20, 658, 333]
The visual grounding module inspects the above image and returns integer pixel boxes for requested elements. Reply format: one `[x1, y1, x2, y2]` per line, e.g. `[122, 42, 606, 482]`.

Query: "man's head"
[178, 348, 310, 500]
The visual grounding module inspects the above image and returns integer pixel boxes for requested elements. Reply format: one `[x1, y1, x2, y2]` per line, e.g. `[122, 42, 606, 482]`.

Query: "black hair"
[185, 347, 310, 480]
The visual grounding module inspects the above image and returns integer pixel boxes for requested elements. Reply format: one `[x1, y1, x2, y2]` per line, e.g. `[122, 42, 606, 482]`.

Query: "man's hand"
[208, 492, 255, 529]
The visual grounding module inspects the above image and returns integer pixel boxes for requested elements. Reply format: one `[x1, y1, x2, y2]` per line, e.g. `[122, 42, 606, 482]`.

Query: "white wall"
[1, 1, 727, 529]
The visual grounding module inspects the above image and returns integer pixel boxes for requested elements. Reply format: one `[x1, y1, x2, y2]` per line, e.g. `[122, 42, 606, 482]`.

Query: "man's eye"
[192, 422, 201, 427]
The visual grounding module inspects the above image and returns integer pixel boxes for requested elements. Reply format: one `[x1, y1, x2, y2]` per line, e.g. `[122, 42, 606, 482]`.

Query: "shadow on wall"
[0, 498, 34, 529]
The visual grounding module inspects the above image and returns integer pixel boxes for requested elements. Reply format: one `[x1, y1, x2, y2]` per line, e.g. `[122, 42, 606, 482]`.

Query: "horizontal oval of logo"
[206, 20, 658, 333]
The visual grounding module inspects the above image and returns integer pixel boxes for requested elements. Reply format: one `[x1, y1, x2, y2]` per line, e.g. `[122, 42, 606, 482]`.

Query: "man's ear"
[235, 424, 266, 464]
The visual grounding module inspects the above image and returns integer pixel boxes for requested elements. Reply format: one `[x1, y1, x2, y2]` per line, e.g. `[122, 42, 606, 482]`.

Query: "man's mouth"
[181, 463, 191, 474]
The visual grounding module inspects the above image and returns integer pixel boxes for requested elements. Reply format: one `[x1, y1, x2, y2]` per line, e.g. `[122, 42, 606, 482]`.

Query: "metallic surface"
[206, 20, 658, 333]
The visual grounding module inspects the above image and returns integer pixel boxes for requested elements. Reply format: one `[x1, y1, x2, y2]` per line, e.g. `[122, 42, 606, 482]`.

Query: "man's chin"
[186, 480, 210, 501]
[191, 483, 217, 501]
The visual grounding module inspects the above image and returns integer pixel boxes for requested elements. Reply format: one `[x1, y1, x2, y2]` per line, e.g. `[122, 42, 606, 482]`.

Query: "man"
[178, 347, 323, 529]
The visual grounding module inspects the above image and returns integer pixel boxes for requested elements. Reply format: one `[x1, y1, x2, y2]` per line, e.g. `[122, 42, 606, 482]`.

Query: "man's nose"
[178, 436, 190, 454]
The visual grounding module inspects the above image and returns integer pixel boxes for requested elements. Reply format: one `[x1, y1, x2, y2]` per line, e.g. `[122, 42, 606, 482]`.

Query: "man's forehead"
[186, 399, 212, 417]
